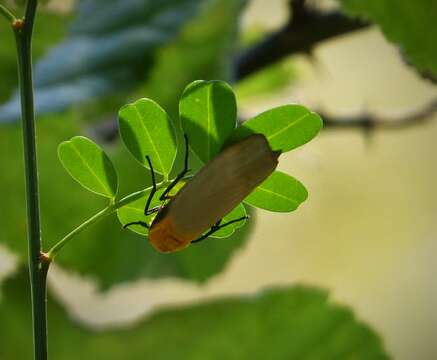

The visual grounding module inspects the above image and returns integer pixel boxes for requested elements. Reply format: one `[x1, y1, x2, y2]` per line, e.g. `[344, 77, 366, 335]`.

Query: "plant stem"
[47, 183, 167, 260]
[14, 1, 48, 359]
[0, 4, 16, 22]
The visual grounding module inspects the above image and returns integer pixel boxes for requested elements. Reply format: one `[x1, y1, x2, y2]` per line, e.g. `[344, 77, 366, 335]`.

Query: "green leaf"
[244, 171, 308, 212]
[339, 0, 437, 78]
[209, 203, 247, 238]
[229, 105, 323, 152]
[0, 269, 389, 359]
[235, 58, 296, 101]
[118, 98, 178, 177]
[58, 136, 118, 199]
[180, 80, 237, 163]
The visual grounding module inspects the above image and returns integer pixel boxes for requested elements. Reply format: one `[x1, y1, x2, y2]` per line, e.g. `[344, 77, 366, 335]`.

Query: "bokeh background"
[0, 0, 436, 358]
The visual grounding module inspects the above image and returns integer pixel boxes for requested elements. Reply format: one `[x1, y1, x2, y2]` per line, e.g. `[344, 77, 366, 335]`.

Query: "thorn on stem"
[39, 252, 51, 264]
[12, 18, 25, 30]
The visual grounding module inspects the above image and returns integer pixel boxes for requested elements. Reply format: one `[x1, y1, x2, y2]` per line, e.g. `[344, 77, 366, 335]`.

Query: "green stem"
[14, 1, 48, 360]
[47, 182, 171, 260]
[0, 4, 16, 23]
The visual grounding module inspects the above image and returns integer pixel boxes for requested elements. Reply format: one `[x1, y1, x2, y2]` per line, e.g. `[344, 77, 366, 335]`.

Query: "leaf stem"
[14, 1, 47, 359]
[47, 180, 176, 260]
[0, 4, 16, 23]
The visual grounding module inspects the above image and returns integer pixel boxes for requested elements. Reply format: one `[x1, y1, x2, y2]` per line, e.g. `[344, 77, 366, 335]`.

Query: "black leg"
[192, 216, 249, 244]
[160, 134, 190, 201]
[123, 221, 149, 229]
[144, 155, 158, 216]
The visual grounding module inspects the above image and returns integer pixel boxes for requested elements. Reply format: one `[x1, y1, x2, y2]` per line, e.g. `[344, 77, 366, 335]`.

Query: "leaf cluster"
[58, 80, 322, 245]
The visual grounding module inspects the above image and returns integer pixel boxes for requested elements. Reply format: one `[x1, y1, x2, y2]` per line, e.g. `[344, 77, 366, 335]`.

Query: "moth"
[124, 133, 280, 253]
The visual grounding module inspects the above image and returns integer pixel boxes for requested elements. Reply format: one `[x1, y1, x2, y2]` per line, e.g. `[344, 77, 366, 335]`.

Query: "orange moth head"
[148, 213, 192, 253]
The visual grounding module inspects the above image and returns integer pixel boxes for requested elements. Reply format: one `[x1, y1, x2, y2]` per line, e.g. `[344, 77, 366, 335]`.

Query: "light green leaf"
[339, 0, 437, 77]
[229, 105, 322, 152]
[180, 80, 236, 163]
[118, 98, 178, 177]
[58, 136, 118, 199]
[0, 269, 389, 359]
[244, 171, 308, 212]
[209, 203, 247, 238]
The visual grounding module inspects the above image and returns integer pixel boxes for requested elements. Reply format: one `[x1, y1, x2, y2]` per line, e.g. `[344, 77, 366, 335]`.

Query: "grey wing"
[168, 134, 279, 239]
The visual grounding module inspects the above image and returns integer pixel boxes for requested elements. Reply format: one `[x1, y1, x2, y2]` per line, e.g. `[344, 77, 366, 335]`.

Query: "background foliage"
[1, 0, 436, 358]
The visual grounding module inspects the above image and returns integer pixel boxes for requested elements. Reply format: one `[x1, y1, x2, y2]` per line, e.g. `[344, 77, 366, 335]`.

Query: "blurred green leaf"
[230, 105, 323, 152]
[0, 115, 249, 288]
[135, 0, 245, 120]
[339, 0, 437, 78]
[210, 203, 247, 238]
[119, 98, 178, 177]
[244, 171, 308, 212]
[58, 136, 118, 199]
[0, 0, 205, 122]
[235, 59, 296, 101]
[0, 269, 388, 359]
[180, 80, 236, 163]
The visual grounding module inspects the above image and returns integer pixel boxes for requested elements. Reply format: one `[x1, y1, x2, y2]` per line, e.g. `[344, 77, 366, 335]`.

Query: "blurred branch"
[90, 0, 436, 140]
[321, 98, 437, 130]
[90, 99, 437, 144]
[236, 0, 369, 80]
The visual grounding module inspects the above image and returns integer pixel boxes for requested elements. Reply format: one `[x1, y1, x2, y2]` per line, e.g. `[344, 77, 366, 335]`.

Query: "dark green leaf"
[229, 105, 323, 152]
[244, 171, 308, 212]
[0, 269, 389, 359]
[180, 80, 236, 163]
[339, 0, 437, 77]
[118, 98, 178, 177]
[58, 136, 118, 199]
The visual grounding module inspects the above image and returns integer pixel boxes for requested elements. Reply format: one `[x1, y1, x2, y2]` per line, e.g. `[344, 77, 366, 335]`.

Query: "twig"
[321, 99, 437, 130]
[0, 4, 16, 23]
[236, 0, 369, 80]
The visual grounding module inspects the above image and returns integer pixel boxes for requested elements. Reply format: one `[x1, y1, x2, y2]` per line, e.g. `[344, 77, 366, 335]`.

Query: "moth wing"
[168, 134, 279, 239]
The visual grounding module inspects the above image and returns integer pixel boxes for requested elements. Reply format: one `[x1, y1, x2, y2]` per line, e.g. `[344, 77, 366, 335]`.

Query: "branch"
[236, 0, 369, 80]
[321, 99, 437, 130]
